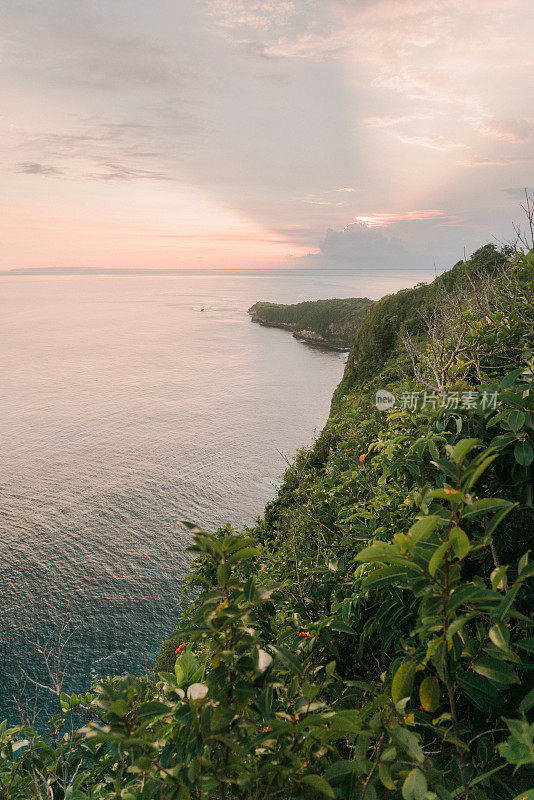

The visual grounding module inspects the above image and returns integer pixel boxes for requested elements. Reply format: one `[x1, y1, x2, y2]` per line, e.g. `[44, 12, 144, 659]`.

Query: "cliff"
[7, 245, 534, 799]
[248, 296, 373, 349]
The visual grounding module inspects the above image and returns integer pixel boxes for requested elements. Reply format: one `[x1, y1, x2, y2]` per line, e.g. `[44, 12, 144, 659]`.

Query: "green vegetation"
[1, 245, 533, 799]
[249, 297, 373, 348]
[333, 244, 510, 401]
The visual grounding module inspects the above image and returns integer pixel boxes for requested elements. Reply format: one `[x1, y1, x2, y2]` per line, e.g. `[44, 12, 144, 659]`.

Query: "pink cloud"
[475, 118, 534, 144]
[354, 209, 445, 228]
[363, 115, 415, 128]
[392, 133, 466, 151]
[458, 155, 532, 167]
[206, 1, 296, 32]
[207, 0, 531, 158]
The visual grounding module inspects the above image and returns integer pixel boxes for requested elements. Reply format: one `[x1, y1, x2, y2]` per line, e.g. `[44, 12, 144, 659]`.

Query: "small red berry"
[359, 454, 366, 463]
[175, 644, 186, 654]
[299, 631, 311, 639]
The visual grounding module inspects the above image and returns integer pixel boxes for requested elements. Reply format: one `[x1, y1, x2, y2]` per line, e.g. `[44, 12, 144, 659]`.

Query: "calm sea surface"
[0, 268, 431, 723]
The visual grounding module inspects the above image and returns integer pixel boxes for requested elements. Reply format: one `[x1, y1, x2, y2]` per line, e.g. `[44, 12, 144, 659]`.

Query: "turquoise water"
[0, 268, 431, 724]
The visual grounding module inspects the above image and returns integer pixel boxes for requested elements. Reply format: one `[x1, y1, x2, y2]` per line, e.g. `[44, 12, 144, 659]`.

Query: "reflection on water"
[0, 268, 431, 723]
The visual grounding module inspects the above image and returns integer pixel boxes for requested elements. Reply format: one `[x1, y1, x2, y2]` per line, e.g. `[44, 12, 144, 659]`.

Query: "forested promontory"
[249, 297, 373, 348]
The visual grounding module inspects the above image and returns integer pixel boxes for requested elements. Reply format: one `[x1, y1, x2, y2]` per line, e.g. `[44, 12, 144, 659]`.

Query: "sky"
[1, 0, 533, 271]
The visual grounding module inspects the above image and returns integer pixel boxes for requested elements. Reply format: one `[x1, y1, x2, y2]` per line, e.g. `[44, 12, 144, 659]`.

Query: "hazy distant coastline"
[4, 266, 438, 276]
[5, 267, 286, 275]
[4, 267, 356, 275]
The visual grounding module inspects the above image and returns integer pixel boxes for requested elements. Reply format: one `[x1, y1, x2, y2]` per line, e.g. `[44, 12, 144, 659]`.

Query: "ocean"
[0, 267, 432, 723]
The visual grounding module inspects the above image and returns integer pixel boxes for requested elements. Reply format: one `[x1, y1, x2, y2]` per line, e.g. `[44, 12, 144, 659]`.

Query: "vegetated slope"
[3, 245, 533, 799]
[248, 296, 373, 348]
[334, 243, 509, 403]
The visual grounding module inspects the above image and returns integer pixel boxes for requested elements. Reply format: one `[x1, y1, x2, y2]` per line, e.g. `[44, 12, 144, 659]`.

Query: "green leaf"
[519, 551, 530, 574]
[458, 672, 498, 712]
[496, 583, 521, 620]
[450, 528, 470, 560]
[419, 676, 440, 712]
[427, 488, 463, 503]
[243, 576, 256, 601]
[463, 453, 499, 489]
[450, 438, 479, 464]
[301, 774, 335, 798]
[461, 498, 511, 519]
[216, 562, 230, 585]
[486, 502, 517, 536]
[135, 701, 170, 721]
[447, 613, 475, 638]
[517, 563, 534, 582]
[402, 768, 428, 800]
[472, 656, 520, 685]
[174, 650, 199, 687]
[511, 791, 534, 800]
[109, 699, 128, 717]
[508, 409, 526, 433]
[517, 638, 534, 653]
[408, 515, 440, 544]
[324, 760, 358, 781]
[429, 540, 451, 576]
[515, 440, 534, 467]
[428, 439, 440, 460]
[488, 623, 510, 651]
[486, 411, 505, 428]
[378, 762, 396, 790]
[355, 543, 395, 562]
[362, 565, 411, 589]
[391, 661, 416, 705]
[490, 433, 519, 452]
[501, 368, 524, 388]
[181, 520, 208, 534]
[520, 689, 534, 715]
[269, 645, 302, 676]
[498, 719, 534, 769]
[352, 734, 371, 770]
[466, 763, 508, 790]
[392, 727, 424, 763]
[500, 388, 532, 410]
[431, 459, 458, 481]
[329, 620, 357, 635]
[491, 565, 508, 591]
[227, 547, 260, 564]
[210, 707, 237, 733]
[447, 583, 498, 616]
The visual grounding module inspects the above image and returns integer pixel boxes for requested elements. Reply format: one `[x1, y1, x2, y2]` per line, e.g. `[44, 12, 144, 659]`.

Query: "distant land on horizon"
[5, 267, 295, 275]
[4, 265, 437, 276]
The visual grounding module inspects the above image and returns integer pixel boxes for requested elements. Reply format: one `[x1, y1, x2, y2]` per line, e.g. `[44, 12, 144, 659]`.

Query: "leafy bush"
[1, 246, 532, 798]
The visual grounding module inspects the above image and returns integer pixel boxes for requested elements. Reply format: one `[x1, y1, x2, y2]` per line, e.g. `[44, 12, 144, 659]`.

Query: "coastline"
[248, 297, 373, 349]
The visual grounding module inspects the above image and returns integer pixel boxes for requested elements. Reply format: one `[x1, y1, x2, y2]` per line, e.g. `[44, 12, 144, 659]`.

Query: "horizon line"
[2, 265, 439, 276]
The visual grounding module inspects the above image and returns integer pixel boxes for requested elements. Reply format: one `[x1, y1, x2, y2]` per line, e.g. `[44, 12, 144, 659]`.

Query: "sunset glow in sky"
[1, 0, 533, 270]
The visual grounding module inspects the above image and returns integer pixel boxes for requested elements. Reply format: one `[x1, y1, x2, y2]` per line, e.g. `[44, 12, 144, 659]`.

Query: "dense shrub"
[1, 246, 532, 799]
